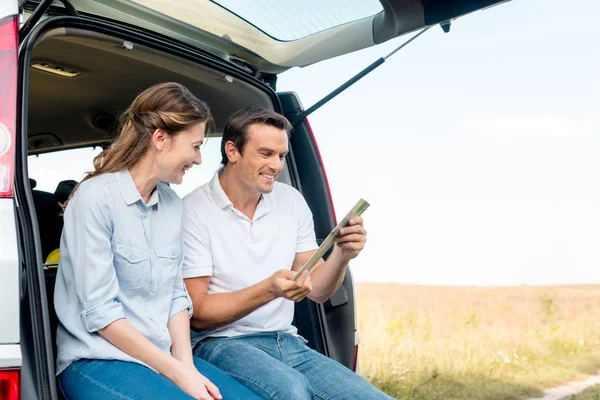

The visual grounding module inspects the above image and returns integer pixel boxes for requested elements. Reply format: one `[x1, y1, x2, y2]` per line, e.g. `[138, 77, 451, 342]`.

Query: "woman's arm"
[99, 319, 221, 400]
[168, 244, 195, 365]
[168, 309, 194, 366]
[99, 319, 182, 378]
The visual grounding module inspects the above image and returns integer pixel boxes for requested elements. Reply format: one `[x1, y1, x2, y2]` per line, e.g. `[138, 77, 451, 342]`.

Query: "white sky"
[29, 0, 600, 286]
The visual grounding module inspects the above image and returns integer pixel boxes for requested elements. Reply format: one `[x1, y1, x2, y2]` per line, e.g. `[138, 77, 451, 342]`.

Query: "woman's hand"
[172, 361, 222, 400]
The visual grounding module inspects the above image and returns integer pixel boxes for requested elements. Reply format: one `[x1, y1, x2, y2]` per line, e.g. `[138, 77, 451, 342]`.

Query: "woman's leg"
[58, 359, 195, 400]
[192, 356, 263, 399]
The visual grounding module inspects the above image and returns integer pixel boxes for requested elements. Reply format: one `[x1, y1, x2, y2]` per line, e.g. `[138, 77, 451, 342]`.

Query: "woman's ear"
[151, 129, 170, 151]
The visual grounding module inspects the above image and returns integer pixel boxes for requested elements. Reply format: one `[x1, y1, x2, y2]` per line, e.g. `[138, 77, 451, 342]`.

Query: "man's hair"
[220, 107, 293, 165]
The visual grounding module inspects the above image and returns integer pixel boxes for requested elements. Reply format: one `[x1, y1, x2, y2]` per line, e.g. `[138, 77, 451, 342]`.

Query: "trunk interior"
[18, 16, 347, 399]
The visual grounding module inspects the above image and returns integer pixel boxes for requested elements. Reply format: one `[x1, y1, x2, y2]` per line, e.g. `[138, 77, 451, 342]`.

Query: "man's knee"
[193, 338, 233, 364]
[267, 371, 313, 400]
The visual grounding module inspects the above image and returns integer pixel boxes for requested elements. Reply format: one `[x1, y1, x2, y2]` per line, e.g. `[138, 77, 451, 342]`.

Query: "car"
[0, 0, 510, 398]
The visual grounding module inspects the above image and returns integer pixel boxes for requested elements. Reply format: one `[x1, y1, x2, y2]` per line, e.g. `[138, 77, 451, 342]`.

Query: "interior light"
[31, 61, 81, 78]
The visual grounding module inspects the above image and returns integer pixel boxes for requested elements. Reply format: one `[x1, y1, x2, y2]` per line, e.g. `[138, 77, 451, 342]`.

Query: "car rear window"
[212, 0, 383, 41]
[27, 140, 223, 198]
[28, 147, 103, 193]
[131, 0, 383, 42]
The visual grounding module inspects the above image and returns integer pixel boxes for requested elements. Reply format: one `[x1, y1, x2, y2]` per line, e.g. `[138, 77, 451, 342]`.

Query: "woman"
[54, 82, 260, 400]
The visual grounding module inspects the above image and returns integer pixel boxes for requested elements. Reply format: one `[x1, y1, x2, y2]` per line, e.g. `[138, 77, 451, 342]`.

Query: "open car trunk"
[15, 0, 515, 398]
[62, 0, 511, 74]
[16, 13, 355, 400]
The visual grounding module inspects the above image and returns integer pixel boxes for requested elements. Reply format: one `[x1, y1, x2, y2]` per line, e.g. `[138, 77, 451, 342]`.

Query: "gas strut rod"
[291, 26, 431, 127]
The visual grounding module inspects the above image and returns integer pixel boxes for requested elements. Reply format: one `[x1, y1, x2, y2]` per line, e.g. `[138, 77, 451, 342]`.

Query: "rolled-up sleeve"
[63, 184, 126, 332]
[169, 247, 193, 319]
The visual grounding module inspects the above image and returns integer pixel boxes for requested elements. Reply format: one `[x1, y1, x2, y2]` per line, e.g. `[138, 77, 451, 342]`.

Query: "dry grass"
[567, 385, 600, 399]
[356, 283, 600, 400]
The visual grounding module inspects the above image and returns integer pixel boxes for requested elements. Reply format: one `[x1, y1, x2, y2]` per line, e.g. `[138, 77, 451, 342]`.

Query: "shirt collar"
[209, 169, 233, 210]
[254, 192, 271, 220]
[209, 169, 271, 217]
[147, 187, 160, 207]
[116, 169, 159, 207]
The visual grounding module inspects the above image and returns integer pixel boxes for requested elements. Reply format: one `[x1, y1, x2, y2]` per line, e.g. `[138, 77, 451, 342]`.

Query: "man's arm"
[185, 269, 313, 331]
[293, 216, 367, 304]
[182, 198, 313, 331]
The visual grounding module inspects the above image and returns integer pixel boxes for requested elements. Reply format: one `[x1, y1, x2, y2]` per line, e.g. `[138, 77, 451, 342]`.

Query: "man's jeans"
[194, 332, 394, 400]
[58, 357, 262, 399]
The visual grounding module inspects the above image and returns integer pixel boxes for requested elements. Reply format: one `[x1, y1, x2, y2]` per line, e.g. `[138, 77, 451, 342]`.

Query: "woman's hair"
[62, 82, 212, 210]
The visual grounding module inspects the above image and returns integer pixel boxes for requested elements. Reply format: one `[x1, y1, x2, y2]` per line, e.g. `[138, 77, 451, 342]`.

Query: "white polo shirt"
[182, 170, 318, 346]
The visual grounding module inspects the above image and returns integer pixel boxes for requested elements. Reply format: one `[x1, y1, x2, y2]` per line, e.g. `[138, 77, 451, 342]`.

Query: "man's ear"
[224, 140, 239, 163]
[151, 129, 170, 151]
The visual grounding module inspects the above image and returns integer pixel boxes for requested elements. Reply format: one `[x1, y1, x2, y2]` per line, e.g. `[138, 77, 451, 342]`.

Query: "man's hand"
[269, 269, 312, 302]
[335, 216, 367, 261]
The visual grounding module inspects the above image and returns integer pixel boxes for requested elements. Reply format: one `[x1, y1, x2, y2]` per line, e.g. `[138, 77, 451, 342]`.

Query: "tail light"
[0, 15, 20, 398]
[0, 15, 18, 198]
[353, 344, 359, 372]
[0, 368, 20, 400]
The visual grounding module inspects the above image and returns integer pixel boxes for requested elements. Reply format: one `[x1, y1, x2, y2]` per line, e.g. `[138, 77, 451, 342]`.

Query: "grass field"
[567, 385, 600, 399]
[355, 283, 600, 400]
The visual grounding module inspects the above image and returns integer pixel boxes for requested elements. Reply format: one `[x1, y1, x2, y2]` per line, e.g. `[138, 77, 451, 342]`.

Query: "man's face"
[233, 123, 288, 194]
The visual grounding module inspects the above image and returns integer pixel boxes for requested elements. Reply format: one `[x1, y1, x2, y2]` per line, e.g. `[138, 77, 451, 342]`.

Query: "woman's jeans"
[58, 356, 262, 399]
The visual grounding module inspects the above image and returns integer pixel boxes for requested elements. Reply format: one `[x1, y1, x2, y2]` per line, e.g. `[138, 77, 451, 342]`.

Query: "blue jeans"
[194, 332, 393, 400]
[58, 357, 262, 399]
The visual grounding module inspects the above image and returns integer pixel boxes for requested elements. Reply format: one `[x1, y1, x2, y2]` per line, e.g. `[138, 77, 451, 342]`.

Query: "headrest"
[54, 180, 78, 205]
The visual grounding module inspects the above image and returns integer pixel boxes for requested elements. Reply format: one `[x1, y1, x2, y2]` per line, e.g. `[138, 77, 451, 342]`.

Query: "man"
[182, 107, 392, 399]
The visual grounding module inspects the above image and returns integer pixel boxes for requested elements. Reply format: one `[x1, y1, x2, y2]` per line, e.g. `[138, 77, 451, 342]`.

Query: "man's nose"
[269, 156, 283, 172]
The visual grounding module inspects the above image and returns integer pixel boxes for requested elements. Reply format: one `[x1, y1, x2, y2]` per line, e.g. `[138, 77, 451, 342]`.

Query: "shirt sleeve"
[296, 191, 319, 253]
[169, 242, 193, 319]
[62, 184, 126, 333]
[181, 202, 214, 278]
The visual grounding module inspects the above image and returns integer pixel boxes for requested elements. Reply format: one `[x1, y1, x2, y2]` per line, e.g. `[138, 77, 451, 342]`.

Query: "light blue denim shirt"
[54, 170, 192, 375]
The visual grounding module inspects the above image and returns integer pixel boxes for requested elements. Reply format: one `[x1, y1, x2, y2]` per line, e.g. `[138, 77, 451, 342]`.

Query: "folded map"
[291, 198, 370, 282]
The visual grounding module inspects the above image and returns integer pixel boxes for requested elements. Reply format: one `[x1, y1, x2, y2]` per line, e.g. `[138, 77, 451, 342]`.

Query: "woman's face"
[157, 122, 206, 184]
